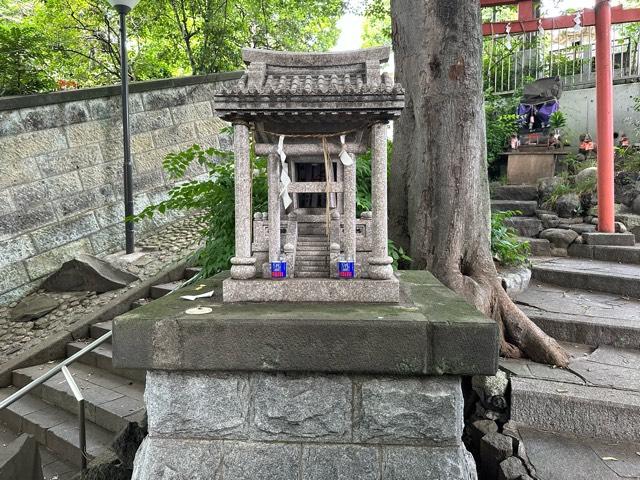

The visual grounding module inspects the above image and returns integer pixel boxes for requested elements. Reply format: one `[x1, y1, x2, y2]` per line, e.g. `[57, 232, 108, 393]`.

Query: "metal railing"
[484, 23, 640, 94]
[0, 331, 113, 472]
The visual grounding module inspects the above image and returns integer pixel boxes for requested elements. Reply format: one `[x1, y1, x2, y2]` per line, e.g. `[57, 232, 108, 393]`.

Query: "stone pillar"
[368, 123, 394, 280]
[343, 156, 357, 265]
[268, 153, 281, 262]
[230, 122, 256, 280]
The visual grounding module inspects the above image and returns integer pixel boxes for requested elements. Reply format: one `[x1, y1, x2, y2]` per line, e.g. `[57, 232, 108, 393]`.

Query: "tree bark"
[389, 0, 569, 367]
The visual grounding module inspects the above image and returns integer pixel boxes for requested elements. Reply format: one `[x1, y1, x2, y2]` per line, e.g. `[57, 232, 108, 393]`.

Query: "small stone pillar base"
[133, 371, 477, 480]
[113, 271, 498, 480]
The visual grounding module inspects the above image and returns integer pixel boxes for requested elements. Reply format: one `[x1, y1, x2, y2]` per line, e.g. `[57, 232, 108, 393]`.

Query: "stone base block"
[131, 371, 477, 480]
[582, 232, 636, 246]
[222, 276, 400, 303]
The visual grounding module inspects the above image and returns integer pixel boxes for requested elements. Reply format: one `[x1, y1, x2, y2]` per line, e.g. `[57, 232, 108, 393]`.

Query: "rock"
[0, 434, 43, 480]
[549, 247, 568, 257]
[633, 196, 640, 215]
[498, 456, 528, 480]
[42, 254, 139, 293]
[480, 432, 514, 480]
[112, 415, 148, 469]
[576, 166, 597, 185]
[468, 419, 499, 452]
[538, 177, 563, 204]
[540, 228, 579, 249]
[538, 213, 559, 229]
[80, 448, 131, 480]
[617, 213, 640, 241]
[615, 222, 628, 233]
[472, 371, 508, 399]
[9, 295, 59, 322]
[555, 193, 581, 217]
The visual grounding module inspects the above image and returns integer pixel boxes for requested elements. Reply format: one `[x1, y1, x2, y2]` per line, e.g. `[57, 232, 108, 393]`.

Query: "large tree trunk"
[389, 0, 569, 367]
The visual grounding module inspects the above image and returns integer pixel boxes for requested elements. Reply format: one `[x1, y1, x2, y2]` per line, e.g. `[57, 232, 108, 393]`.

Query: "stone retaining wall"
[0, 72, 242, 305]
[133, 370, 477, 480]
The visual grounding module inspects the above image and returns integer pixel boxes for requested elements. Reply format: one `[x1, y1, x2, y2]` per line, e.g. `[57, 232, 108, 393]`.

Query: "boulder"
[9, 294, 59, 322]
[540, 228, 579, 249]
[576, 166, 597, 185]
[555, 193, 580, 218]
[617, 213, 640, 241]
[112, 415, 148, 469]
[537, 213, 559, 229]
[499, 457, 528, 480]
[633, 195, 640, 215]
[538, 177, 563, 204]
[42, 254, 139, 293]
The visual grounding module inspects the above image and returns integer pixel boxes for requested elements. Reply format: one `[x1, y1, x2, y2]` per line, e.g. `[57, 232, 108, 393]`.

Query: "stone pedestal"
[506, 151, 559, 185]
[113, 271, 499, 480]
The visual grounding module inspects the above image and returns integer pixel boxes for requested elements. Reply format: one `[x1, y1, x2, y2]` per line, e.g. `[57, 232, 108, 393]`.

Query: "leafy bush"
[549, 111, 567, 130]
[491, 210, 530, 267]
[133, 142, 268, 278]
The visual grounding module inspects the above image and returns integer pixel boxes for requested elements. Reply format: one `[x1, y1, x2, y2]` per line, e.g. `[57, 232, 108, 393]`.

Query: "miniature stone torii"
[214, 47, 405, 303]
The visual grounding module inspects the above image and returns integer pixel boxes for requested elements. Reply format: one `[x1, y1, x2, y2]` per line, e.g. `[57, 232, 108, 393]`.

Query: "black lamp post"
[107, 0, 139, 254]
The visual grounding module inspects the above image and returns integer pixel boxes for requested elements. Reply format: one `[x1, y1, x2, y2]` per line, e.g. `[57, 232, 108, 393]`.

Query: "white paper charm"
[277, 135, 293, 209]
[339, 134, 354, 166]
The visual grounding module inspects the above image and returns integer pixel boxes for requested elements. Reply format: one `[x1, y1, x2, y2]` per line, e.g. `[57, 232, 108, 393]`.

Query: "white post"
[343, 156, 357, 266]
[368, 122, 393, 280]
[230, 122, 256, 280]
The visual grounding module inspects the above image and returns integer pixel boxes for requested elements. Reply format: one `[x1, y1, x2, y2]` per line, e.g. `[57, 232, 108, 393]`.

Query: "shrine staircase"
[295, 223, 330, 278]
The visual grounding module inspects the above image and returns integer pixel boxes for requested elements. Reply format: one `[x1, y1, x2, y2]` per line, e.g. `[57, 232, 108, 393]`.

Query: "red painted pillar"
[595, 0, 615, 233]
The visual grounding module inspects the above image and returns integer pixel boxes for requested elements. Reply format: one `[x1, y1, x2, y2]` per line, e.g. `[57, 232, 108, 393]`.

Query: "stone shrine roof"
[214, 47, 404, 131]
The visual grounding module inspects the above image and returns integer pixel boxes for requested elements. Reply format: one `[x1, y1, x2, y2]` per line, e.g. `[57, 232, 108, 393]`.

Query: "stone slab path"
[503, 343, 640, 478]
[531, 257, 640, 298]
[516, 283, 640, 349]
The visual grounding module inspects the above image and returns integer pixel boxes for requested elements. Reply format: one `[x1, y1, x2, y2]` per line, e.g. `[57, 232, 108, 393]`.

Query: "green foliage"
[549, 111, 567, 130]
[1, 0, 343, 93]
[617, 147, 640, 174]
[491, 210, 530, 267]
[355, 140, 392, 216]
[133, 143, 268, 278]
[388, 239, 411, 270]
[361, 0, 390, 47]
[564, 153, 595, 175]
[485, 90, 520, 166]
[0, 23, 56, 95]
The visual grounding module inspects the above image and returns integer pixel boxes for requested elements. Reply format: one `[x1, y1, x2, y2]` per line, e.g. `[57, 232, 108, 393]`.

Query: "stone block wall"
[133, 370, 477, 480]
[0, 73, 241, 305]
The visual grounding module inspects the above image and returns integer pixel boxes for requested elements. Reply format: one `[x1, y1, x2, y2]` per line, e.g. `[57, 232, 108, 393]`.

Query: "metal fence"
[484, 23, 640, 95]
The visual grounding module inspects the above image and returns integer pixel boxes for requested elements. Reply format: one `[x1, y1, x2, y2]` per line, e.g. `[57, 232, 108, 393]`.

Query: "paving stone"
[531, 257, 640, 298]
[511, 376, 640, 441]
[0, 433, 43, 480]
[569, 358, 640, 392]
[582, 232, 636, 246]
[519, 428, 620, 480]
[302, 445, 378, 480]
[252, 373, 351, 441]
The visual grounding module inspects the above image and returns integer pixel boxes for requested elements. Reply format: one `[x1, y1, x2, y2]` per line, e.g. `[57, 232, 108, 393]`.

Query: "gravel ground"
[0, 215, 204, 364]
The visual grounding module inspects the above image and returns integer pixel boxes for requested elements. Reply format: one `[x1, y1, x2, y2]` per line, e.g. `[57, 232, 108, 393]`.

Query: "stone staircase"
[0, 266, 201, 477]
[502, 250, 640, 477]
[295, 223, 330, 278]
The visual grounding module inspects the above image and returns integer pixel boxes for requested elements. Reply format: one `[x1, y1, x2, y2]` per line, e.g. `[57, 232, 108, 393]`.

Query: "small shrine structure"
[214, 47, 404, 303]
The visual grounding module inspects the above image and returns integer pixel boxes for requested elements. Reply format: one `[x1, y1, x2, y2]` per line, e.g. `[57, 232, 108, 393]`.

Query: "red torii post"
[481, 0, 640, 233]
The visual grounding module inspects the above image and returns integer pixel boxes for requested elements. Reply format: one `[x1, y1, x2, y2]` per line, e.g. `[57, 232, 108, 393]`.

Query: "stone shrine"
[214, 47, 403, 303]
[115, 48, 499, 480]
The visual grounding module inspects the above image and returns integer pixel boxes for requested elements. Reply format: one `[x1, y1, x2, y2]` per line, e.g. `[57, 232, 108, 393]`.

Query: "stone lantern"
[215, 47, 405, 303]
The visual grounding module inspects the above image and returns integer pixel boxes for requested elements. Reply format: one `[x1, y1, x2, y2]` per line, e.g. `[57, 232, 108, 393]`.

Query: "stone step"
[531, 257, 640, 298]
[297, 243, 329, 249]
[89, 320, 113, 340]
[66, 341, 146, 384]
[295, 265, 330, 273]
[517, 237, 551, 256]
[557, 222, 597, 235]
[150, 281, 182, 299]
[11, 362, 145, 434]
[491, 184, 538, 201]
[296, 260, 328, 267]
[295, 272, 330, 278]
[516, 283, 640, 349]
[569, 244, 640, 265]
[491, 200, 537, 216]
[296, 250, 329, 257]
[298, 235, 328, 240]
[510, 374, 640, 442]
[183, 267, 202, 280]
[0, 387, 114, 468]
[504, 217, 542, 238]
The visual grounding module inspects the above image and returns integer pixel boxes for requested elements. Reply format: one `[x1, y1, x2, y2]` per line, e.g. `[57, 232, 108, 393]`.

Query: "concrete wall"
[561, 82, 640, 143]
[0, 72, 242, 305]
